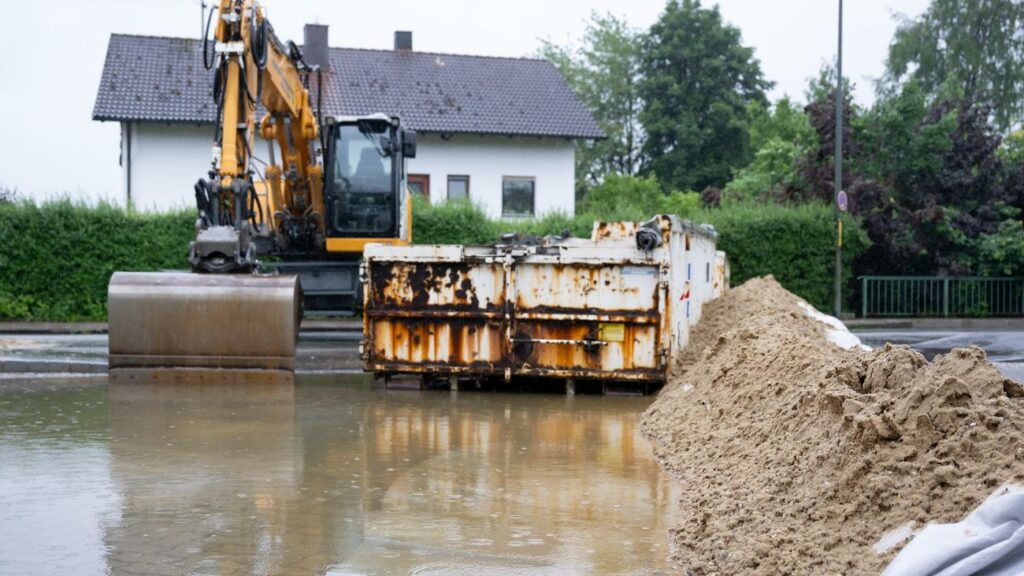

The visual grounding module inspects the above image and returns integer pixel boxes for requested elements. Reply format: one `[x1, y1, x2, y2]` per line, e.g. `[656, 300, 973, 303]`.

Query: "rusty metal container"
[361, 215, 723, 389]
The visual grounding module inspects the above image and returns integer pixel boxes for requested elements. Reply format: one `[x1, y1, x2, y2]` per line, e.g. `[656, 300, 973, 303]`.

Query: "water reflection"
[1, 376, 677, 575]
[0, 380, 116, 576]
[340, 390, 677, 575]
[106, 379, 299, 576]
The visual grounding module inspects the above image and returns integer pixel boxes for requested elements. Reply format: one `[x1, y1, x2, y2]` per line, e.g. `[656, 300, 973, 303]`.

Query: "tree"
[578, 174, 700, 220]
[804, 64, 853, 105]
[723, 97, 815, 203]
[853, 85, 1013, 275]
[978, 220, 1024, 276]
[791, 66, 858, 204]
[884, 0, 1024, 131]
[748, 96, 816, 152]
[539, 13, 644, 195]
[639, 0, 771, 192]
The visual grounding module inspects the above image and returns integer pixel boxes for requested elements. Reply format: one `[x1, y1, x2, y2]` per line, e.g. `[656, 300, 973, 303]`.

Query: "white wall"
[407, 133, 576, 219]
[123, 125, 577, 218]
[122, 122, 213, 212]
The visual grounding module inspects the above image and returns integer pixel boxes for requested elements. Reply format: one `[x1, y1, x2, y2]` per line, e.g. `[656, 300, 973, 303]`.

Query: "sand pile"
[642, 276, 1024, 575]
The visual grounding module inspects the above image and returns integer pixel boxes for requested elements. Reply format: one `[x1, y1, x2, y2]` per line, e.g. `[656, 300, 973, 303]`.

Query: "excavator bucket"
[107, 272, 301, 383]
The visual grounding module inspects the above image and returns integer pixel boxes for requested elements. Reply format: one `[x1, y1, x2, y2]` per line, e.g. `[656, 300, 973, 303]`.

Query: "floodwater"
[0, 375, 678, 575]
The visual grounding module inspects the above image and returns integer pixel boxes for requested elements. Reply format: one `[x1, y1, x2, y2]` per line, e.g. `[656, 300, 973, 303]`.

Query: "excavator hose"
[316, 67, 324, 150]
[251, 17, 268, 70]
[248, 180, 264, 227]
[194, 179, 212, 224]
[202, 6, 216, 71]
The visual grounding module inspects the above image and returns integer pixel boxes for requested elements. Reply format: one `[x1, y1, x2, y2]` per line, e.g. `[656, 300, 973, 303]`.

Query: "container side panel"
[369, 320, 503, 366]
[368, 261, 504, 311]
[515, 263, 658, 312]
[514, 321, 658, 371]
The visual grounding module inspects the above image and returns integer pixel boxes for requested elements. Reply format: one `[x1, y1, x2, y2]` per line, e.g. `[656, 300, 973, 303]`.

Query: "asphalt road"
[852, 328, 1024, 384]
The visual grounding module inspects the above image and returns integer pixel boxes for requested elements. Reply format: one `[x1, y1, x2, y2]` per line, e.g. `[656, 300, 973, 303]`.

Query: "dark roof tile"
[93, 34, 604, 139]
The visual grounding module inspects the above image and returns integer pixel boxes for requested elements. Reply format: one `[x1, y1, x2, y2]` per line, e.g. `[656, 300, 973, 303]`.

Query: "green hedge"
[410, 197, 595, 243]
[409, 196, 499, 244]
[0, 197, 867, 320]
[696, 203, 869, 311]
[0, 200, 193, 320]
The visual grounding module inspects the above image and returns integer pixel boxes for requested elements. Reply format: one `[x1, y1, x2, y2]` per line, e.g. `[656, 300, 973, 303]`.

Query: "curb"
[0, 323, 108, 335]
[0, 320, 363, 335]
[0, 359, 108, 374]
[846, 318, 1024, 330]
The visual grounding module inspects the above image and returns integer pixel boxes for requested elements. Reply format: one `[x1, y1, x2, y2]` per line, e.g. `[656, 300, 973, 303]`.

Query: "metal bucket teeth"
[107, 272, 301, 373]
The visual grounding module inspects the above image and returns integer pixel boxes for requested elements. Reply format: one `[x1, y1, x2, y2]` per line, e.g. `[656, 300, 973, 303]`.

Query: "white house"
[92, 27, 603, 218]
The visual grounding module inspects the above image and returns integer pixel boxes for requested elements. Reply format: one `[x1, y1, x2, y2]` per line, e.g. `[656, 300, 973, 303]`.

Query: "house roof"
[92, 34, 604, 139]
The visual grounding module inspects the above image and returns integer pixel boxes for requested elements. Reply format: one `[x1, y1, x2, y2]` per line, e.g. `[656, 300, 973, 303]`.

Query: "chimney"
[304, 24, 329, 71]
[394, 31, 413, 51]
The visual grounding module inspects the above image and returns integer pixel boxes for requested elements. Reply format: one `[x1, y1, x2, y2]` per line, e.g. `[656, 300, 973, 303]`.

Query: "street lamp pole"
[833, 0, 844, 318]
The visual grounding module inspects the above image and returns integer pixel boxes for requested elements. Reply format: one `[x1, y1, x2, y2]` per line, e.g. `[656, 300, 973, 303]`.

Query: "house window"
[447, 175, 470, 201]
[502, 176, 535, 217]
[407, 174, 430, 198]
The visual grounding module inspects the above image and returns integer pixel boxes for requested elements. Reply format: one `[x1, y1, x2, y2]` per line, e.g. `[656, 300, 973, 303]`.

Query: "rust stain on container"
[361, 216, 724, 391]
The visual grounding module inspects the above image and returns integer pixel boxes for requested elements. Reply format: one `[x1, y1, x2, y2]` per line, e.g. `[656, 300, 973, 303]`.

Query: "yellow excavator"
[107, 0, 415, 379]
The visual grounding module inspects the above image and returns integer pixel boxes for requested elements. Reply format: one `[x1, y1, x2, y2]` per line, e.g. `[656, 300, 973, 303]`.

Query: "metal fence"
[860, 276, 1024, 317]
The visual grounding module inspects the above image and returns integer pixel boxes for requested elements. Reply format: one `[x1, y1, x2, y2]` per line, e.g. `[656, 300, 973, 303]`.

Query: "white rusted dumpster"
[360, 215, 724, 391]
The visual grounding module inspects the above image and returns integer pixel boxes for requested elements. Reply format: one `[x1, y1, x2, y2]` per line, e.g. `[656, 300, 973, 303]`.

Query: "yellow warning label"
[598, 322, 625, 342]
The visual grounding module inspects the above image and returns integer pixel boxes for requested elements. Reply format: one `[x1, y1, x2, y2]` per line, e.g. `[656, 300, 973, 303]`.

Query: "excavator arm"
[191, 0, 324, 272]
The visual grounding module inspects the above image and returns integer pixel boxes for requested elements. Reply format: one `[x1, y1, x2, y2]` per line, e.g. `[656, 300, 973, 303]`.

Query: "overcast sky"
[0, 0, 929, 202]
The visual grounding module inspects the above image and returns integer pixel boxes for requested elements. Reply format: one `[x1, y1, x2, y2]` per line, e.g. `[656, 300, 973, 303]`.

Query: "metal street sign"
[837, 190, 848, 212]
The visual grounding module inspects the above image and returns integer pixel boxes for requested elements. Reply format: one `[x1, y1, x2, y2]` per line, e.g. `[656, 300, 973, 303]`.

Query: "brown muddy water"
[0, 375, 678, 575]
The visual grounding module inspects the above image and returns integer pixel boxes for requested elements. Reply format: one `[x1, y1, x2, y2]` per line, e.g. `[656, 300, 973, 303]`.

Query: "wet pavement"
[0, 375, 677, 575]
[3, 326, 1021, 379]
[852, 328, 1024, 383]
[0, 332, 363, 376]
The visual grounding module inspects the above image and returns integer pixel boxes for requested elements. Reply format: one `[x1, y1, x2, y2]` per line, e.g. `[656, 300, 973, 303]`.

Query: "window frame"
[446, 175, 470, 201]
[501, 175, 536, 218]
[323, 120, 400, 238]
[407, 173, 430, 199]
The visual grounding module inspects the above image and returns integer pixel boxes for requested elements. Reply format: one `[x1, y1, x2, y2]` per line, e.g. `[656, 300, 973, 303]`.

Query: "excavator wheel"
[107, 272, 301, 383]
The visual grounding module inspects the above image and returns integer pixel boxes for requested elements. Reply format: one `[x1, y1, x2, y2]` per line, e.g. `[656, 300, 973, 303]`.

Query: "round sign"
[837, 190, 848, 212]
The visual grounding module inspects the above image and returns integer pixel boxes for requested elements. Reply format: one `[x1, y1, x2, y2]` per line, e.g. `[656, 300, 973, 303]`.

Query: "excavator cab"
[266, 114, 415, 316]
[324, 115, 414, 242]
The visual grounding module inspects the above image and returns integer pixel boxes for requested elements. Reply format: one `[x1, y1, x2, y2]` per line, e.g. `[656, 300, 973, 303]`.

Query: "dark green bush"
[0, 196, 867, 320]
[410, 196, 499, 244]
[579, 173, 700, 221]
[0, 199, 193, 320]
[977, 220, 1024, 277]
[696, 202, 870, 311]
[494, 211, 594, 239]
[412, 199, 596, 242]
